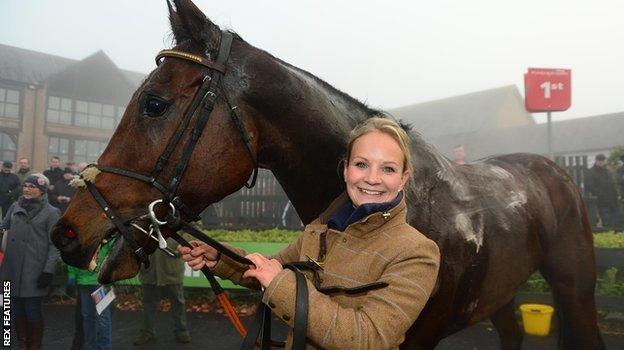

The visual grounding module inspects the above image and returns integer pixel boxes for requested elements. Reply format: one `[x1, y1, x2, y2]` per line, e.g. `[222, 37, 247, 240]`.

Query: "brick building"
[0, 44, 144, 171]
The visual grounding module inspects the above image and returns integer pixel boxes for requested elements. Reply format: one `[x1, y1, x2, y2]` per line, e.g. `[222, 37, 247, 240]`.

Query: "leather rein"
[77, 30, 387, 350]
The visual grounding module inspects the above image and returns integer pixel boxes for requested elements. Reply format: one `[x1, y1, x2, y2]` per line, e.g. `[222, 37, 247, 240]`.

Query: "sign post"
[524, 68, 572, 160]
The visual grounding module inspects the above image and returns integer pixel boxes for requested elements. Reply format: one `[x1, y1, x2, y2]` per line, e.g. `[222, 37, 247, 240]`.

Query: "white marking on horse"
[455, 212, 484, 253]
[488, 165, 513, 179]
[436, 168, 472, 202]
[506, 191, 527, 210]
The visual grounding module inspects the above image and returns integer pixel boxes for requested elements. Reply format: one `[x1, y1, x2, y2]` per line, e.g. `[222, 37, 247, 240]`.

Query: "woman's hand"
[178, 240, 219, 270]
[242, 253, 283, 288]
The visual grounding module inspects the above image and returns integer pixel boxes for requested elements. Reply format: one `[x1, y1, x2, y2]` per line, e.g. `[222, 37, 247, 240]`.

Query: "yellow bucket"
[520, 304, 554, 336]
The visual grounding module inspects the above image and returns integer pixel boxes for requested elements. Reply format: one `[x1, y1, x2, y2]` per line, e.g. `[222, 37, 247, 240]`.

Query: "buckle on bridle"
[147, 199, 178, 249]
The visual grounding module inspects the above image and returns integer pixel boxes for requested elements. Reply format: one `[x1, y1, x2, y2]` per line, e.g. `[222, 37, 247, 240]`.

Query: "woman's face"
[343, 131, 410, 207]
[22, 183, 43, 199]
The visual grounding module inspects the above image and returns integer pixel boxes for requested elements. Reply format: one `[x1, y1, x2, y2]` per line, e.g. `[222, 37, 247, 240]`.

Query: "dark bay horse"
[51, 1, 603, 348]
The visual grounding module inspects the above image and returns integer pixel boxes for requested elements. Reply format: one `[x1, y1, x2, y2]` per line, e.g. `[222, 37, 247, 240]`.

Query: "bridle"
[79, 31, 258, 266]
[75, 30, 387, 350]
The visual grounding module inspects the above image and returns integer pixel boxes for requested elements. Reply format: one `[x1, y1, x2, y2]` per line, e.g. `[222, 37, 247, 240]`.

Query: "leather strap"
[287, 265, 308, 350]
[156, 50, 226, 73]
[84, 181, 150, 267]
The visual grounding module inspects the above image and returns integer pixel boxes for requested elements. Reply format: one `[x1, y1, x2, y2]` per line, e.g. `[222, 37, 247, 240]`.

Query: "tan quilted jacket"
[212, 192, 440, 349]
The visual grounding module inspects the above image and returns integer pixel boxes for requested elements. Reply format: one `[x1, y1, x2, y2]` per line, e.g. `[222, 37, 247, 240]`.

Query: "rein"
[72, 30, 257, 342]
[75, 30, 387, 349]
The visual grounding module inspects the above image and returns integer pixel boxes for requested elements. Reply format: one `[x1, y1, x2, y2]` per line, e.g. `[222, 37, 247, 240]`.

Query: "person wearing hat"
[0, 160, 20, 218]
[585, 154, 624, 229]
[0, 173, 61, 349]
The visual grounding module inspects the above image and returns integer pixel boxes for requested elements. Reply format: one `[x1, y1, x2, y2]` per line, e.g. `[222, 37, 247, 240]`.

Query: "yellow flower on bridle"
[69, 165, 102, 188]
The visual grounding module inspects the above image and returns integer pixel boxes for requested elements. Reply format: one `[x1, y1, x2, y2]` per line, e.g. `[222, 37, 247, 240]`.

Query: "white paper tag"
[91, 285, 116, 315]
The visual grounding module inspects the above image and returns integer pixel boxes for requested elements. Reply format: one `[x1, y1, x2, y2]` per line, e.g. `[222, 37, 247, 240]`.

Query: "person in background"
[586, 154, 624, 229]
[0, 174, 60, 349]
[50, 167, 77, 213]
[617, 155, 624, 204]
[67, 241, 113, 350]
[77, 162, 89, 173]
[12, 158, 33, 202]
[66, 161, 78, 174]
[0, 160, 20, 218]
[134, 237, 191, 345]
[16, 158, 33, 184]
[43, 156, 64, 193]
[453, 145, 467, 165]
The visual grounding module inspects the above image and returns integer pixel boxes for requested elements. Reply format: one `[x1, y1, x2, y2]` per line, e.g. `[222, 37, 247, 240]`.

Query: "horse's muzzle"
[51, 221, 90, 268]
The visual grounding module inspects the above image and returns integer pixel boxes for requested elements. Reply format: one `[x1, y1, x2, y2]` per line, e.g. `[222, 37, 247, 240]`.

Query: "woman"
[0, 174, 60, 350]
[180, 117, 440, 349]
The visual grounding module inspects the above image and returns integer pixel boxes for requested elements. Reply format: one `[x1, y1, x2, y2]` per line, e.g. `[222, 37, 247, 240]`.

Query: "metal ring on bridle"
[148, 199, 176, 226]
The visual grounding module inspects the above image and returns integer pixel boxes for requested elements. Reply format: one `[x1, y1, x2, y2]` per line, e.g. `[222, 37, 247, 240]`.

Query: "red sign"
[524, 68, 571, 112]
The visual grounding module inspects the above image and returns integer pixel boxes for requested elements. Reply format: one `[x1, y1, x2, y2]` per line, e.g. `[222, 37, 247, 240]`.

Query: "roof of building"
[0, 43, 144, 88]
[428, 112, 624, 160]
[388, 85, 535, 138]
[46, 50, 137, 105]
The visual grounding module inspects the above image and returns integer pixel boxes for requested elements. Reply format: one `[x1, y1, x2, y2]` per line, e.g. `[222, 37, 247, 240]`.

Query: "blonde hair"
[345, 117, 413, 175]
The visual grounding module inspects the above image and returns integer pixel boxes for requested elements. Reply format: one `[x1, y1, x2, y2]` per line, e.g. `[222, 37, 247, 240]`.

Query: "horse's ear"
[167, 0, 220, 52]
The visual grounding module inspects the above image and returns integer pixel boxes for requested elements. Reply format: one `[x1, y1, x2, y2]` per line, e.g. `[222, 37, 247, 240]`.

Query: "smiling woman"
[180, 117, 441, 349]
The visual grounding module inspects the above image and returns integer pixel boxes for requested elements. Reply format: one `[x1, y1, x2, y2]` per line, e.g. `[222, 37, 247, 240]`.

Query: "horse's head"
[51, 0, 269, 283]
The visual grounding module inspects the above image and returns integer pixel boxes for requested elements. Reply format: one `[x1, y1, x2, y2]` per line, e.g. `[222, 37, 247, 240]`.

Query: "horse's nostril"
[65, 228, 77, 239]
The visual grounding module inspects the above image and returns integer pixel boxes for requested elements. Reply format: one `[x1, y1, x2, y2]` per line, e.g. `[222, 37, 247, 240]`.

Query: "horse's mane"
[172, 29, 423, 136]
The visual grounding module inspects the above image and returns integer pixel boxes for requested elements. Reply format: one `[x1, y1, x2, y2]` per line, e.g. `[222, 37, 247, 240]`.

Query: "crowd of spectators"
[0, 156, 190, 349]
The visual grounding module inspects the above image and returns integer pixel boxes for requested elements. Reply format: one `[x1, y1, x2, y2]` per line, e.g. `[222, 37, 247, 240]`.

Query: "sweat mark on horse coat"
[439, 164, 528, 253]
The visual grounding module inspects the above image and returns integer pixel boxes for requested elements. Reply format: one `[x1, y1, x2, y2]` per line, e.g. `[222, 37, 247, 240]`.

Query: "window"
[52, 137, 107, 164]
[75, 100, 89, 127]
[47, 96, 123, 130]
[0, 132, 16, 161]
[0, 87, 20, 118]
[48, 136, 70, 163]
[47, 96, 72, 124]
[74, 139, 107, 163]
[73, 100, 118, 130]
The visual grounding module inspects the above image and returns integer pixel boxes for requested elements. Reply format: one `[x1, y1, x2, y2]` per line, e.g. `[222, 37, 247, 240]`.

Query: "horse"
[51, 1, 604, 349]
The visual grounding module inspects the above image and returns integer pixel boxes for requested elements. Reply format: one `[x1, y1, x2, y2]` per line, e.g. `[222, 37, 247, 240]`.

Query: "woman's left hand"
[242, 253, 283, 288]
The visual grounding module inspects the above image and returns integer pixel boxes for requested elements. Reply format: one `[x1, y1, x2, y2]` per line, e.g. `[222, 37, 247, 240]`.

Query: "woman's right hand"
[178, 240, 219, 270]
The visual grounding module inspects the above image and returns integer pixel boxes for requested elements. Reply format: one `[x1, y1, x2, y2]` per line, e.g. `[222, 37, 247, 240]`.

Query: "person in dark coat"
[133, 237, 191, 345]
[617, 155, 624, 202]
[0, 173, 61, 349]
[15, 158, 33, 184]
[0, 160, 20, 218]
[43, 156, 64, 194]
[585, 154, 624, 229]
[49, 167, 77, 213]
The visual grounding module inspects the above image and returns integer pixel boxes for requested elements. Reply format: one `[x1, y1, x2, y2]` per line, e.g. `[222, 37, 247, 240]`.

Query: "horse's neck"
[406, 135, 451, 214]
[252, 57, 449, 224]
[257, 62, 372, 223]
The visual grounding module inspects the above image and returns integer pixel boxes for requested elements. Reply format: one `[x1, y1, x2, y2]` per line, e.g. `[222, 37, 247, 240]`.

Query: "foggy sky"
[2, 0, 623, 123]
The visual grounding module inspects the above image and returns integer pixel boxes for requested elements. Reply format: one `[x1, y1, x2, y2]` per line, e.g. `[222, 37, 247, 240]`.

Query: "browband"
[156, 49, 226, 73]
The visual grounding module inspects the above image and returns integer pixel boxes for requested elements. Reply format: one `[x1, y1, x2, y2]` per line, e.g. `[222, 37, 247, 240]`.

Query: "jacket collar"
[313, 191, 408, 237]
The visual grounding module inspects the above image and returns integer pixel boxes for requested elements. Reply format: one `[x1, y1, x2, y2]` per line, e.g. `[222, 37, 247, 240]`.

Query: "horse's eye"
[142, 96, 169, 117]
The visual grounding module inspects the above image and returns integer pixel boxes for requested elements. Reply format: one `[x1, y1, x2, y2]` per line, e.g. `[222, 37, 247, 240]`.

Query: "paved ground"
[8, 304, 624, 349]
